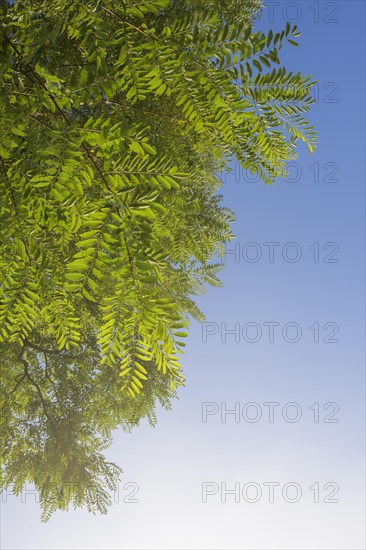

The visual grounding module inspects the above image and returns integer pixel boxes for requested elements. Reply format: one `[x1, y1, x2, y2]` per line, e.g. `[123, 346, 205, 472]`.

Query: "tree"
[1, 330, 176, 521]
[0, 0, 317, 519]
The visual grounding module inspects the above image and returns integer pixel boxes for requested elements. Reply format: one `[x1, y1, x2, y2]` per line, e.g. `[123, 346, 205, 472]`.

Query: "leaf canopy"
[0, 0, 316, 519]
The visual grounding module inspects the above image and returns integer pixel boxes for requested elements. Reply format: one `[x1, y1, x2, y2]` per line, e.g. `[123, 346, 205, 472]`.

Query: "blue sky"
[1, 2, 365, 549]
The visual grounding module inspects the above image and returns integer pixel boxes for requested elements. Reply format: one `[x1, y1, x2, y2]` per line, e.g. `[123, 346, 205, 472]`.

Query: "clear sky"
[1, 1, 365, 549]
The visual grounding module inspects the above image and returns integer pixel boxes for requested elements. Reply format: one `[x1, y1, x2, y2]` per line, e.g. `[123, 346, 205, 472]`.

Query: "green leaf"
[82, 287, 97, 302]
[65, 273, 84, 282]
[79, 68, 88, 86]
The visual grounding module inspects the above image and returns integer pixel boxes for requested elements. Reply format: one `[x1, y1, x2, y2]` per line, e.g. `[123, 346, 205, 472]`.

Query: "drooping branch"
[21, 357, 55, 426]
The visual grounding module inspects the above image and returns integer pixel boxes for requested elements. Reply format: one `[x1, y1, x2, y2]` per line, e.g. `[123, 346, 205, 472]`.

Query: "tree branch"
[21, 358, 55, 426]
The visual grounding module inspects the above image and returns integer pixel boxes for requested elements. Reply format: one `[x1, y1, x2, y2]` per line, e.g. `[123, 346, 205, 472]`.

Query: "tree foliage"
[1, 328, 176, 520]
[1, 0, 316, 519]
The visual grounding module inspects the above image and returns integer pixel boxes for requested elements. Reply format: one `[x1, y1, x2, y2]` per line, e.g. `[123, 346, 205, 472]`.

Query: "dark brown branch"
[100, 4, 157, 40]
[26, 340, 63, 355]
[0, 156, 32, 263]
[0, 374, 27, 413]
[21, 358, 55, 426]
